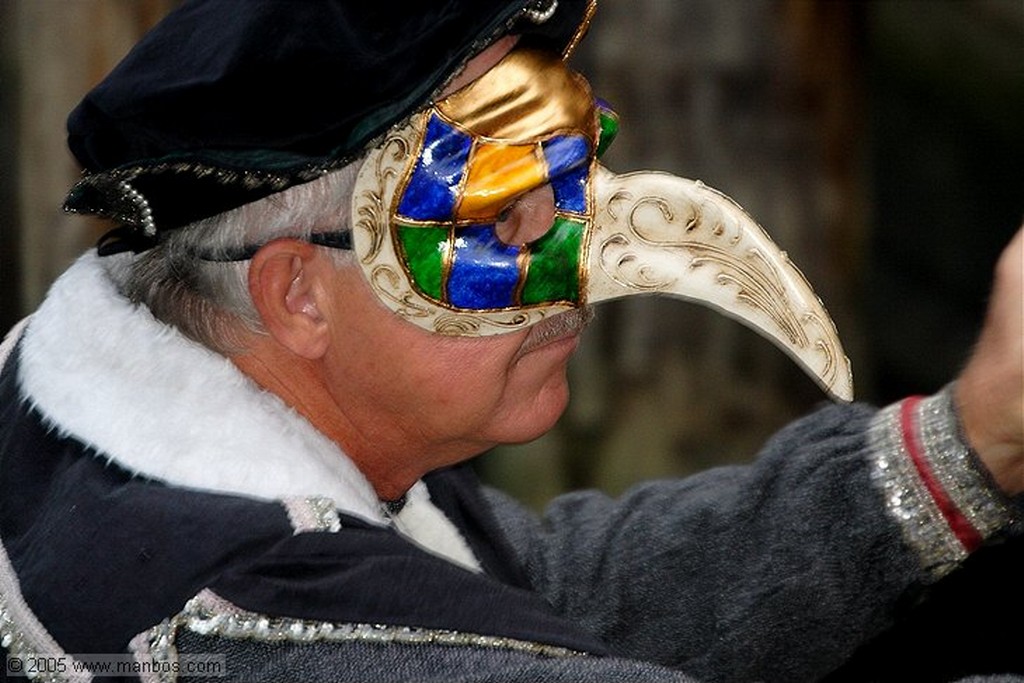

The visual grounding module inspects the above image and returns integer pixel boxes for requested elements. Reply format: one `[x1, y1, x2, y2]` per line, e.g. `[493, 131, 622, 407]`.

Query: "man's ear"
[248, 239, 331, 359]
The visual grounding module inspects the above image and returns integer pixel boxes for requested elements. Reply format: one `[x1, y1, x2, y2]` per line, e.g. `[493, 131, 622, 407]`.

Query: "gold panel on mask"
[437, 47, 596, 142]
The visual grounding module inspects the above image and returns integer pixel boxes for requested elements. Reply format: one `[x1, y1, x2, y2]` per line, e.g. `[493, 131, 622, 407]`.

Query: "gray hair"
[102, 162, 362, 353]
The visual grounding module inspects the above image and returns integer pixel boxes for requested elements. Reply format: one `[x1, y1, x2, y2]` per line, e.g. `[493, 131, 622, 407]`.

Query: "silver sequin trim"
[916, 386, 1012, 540]
[64, 161, 331, 233]
[0, 538, 91, 683]
[117, 180, 156, 237]
[522, 0, 558, 24]
[868, 385, 1014, 581]
[136, 588, 586, 672]
[129, 622, 176, 683]
[870, 401, 963, 579]
[282, 496, 342, 534]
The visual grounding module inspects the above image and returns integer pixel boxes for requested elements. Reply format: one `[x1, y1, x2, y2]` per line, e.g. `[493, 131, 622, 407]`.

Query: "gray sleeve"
[482, 397, 1017, 683]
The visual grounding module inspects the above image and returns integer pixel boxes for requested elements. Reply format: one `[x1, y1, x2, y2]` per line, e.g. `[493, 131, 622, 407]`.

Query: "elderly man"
[1, 1, 1021, 682]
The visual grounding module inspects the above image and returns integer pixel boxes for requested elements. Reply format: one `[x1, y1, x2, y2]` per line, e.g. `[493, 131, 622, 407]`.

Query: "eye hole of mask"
[493, 185, 557, 246]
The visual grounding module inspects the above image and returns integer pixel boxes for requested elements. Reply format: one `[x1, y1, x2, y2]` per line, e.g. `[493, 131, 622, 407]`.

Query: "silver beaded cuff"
[868, 385, 1014, 581]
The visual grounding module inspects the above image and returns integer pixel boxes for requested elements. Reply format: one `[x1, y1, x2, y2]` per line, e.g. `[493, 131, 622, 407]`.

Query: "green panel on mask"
[522, 217, 582, 305]
[597, 110, 619, 158]
[397, 224, 448, 301]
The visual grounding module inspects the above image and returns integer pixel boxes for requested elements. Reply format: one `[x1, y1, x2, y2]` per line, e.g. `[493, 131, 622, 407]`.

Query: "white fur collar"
[13, 254, 483, 571]
[17, 253, 387, 524]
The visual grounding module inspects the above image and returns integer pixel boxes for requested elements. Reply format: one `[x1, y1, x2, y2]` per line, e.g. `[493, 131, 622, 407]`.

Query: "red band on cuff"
[900, 396, 983, 553]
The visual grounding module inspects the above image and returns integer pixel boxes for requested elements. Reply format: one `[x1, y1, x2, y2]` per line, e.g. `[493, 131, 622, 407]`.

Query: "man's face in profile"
[314, 38, 592, 471]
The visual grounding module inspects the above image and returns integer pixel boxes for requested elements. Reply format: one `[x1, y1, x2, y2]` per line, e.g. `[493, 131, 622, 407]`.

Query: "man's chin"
[502, 384, 573, 446]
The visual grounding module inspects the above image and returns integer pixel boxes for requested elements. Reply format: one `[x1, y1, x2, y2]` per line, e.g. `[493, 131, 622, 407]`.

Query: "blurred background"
[1, 0, 1021, 510]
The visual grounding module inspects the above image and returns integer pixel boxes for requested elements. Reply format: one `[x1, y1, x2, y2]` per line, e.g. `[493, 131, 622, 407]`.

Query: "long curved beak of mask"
[587, 166, 853, 401]
[351, 46, 853, 402]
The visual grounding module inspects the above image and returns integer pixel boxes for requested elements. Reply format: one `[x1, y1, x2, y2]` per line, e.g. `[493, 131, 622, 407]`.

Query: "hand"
[955, 226, 1024, 494]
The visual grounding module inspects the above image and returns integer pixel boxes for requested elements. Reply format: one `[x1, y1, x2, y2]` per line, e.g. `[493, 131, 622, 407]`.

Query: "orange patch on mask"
[455, 143, 547, 222]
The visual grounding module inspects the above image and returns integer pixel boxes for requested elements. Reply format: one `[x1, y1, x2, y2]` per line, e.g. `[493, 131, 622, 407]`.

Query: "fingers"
[954, 225, 1024, 494]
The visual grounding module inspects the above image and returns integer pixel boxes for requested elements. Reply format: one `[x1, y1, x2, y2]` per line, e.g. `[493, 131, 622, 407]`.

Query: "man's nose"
[494, 185, 557, 246]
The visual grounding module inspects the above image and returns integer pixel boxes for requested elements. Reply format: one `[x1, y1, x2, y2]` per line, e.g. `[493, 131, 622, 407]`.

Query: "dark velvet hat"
[63, 0, 596, 253]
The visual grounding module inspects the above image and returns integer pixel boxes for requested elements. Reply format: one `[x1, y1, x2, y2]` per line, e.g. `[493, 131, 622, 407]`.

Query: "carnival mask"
[351, 46, 853, 401]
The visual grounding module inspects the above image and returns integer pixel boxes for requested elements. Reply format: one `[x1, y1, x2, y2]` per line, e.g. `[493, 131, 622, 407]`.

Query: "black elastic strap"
[200, 231, 353, 262]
